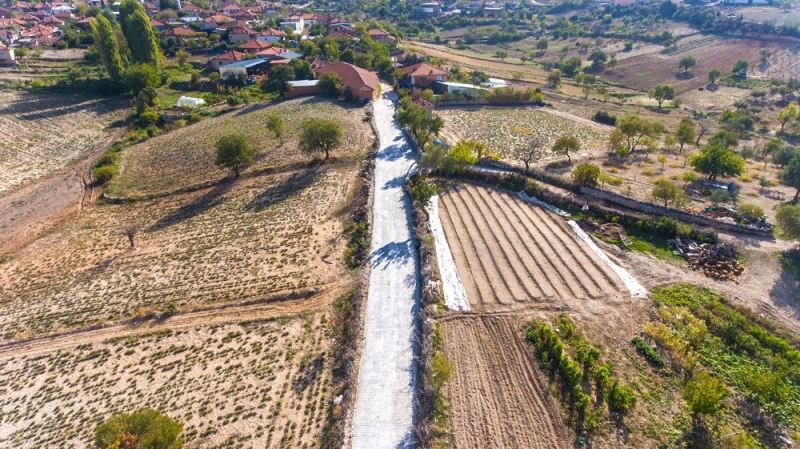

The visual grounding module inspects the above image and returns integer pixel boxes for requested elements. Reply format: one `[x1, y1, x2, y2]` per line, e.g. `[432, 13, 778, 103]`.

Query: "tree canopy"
[552, 135, 580, 162]
[261, 65, 294, 99]
[91, 14, 125, 83]
[779, 154, 800, 202]
[777, 204, 800, 242]
[95, 408, 182, 449]
[299, 118, 343, 161]
[397, 100, 443, 149]
[690, 143, 744, 180]
[214, 133, 256, 177]
[119, 0, 161, 67]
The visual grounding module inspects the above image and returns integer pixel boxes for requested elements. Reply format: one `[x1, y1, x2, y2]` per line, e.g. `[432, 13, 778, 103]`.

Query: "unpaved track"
[444, 314, 570, 449]
[350, 87, 419, 449]
[0, 124, 126, 256]
[438, 183, 624, 312]
[0, 287, 338, 360]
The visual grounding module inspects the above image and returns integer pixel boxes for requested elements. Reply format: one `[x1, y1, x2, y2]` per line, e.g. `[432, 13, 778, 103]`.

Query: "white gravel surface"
[350, 88, 419, 449]
[427, 195, 470, 312]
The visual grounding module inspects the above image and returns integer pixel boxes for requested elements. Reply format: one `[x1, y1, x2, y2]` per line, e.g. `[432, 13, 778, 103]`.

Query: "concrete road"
[350, 86, 419, 449]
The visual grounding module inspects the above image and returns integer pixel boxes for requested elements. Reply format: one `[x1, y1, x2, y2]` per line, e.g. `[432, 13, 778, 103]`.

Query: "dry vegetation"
[0, 317, 333, 449]
[0, 164, 356, 340]
[438, 107, 609, 161]
[0, 90, 125, 194]
[108, 98, 372, 197]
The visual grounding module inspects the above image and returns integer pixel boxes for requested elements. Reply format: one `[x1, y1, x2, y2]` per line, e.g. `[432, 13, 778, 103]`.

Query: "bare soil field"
[443, 314, 572, 449]
[438, 107, 610, 162]
[0, 90, 125, 194]
[0, 316, 334, 449]
[0, 164, 356, 340]
[437, 183, 626, 312]
[108, 98, 372, 197]
[604, 35, 782, 93]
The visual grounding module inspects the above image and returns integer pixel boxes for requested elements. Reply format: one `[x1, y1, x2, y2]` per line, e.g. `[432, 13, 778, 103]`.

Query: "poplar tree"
[91, 14, 125, 82]
[119, 0, 162, 67]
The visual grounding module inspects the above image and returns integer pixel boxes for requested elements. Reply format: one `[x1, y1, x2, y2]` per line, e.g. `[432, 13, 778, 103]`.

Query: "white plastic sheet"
[427, 195, 470, 311]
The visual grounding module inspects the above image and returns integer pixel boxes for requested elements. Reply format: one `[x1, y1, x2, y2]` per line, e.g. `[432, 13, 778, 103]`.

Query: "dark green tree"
[261, 65, 294, 99]
[780, 155, 800, 202]
[690, 143, 745, 180]
[299, 118, 342, 161]
[90, 14, 125, 82]
[95, 408, 182, 449]
[119, 0, 161, 67]
[214, 134, 257, 177]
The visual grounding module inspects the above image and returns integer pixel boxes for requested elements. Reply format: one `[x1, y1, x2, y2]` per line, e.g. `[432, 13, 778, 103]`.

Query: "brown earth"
[438, 183, 626, 312]
[443, 314, 573, 449]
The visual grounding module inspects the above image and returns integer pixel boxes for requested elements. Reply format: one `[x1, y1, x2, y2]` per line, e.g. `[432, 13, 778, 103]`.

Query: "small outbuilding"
[219, 58, 268, 80]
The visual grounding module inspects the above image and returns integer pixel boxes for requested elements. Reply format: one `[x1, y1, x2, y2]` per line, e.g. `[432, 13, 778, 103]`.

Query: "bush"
[409, 176, 440, 206]
[607, 381, 637, 417]
[592, 110, 618, 126]
[632, 336, 665, 368]
[572, 162, 601, 187]
[95, 408, 182, 449]
[737, 203, 764, 222]
[94, 165, 116, 185]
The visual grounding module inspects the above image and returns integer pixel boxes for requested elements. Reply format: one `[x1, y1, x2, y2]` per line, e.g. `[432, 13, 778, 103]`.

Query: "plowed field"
[443, 314, 571, 449]
[438, 183, 625, 312]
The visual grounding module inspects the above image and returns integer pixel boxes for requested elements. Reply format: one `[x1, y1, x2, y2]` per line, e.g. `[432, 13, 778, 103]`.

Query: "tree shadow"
[244, 164, 321, 211]
[769, 249, 800, 323]
[676, 71, 694, 81]
[0, 92, 126, 120]
[148, 179, 235, 231]
[378, 143, 410, 162]
[383, 174, 407, 190]
[293, 353, 325, 393]
[370, 239, 413, 269]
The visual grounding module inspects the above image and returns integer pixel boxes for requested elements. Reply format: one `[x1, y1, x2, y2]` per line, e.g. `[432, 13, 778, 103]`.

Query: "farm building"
[435, 81, 486, 96]
[315, 61, 380, 102]
[287, 79, 321, 97]
[208, 50, 246, 70]
[219, 58, 268, 80]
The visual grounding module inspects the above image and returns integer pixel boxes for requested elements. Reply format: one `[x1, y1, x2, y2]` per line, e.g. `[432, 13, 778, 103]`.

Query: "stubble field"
[108, 98, 372, 197]
[0, 316, 333, 449]
[0, 90, 125, 194]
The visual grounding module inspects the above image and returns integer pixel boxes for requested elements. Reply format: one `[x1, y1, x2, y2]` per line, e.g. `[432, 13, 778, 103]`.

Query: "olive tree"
[299, 118, 342, 161]
[214, 133, 256, 177]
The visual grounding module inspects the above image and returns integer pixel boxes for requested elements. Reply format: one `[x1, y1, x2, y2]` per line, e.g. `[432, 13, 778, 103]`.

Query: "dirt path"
[443, 314, 571, 449]
[350, 86, 419, 449]
[0, 285, 341, 360]
[0, 124, 126, 256]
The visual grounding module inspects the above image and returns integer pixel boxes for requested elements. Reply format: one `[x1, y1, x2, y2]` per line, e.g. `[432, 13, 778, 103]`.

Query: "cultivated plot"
[0, 91, 124, 194]
[443, 314, 571, 449]
[0, 166, 355, 340]
[438, 183, 626, 312]
[0, 317, 332, 449]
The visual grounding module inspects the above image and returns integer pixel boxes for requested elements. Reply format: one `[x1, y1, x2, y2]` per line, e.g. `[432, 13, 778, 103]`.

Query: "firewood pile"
[670, 238, 744, 281]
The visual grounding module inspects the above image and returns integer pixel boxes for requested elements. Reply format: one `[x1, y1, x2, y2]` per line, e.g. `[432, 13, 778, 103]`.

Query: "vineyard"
[0, 317, 333, 449]
[438, 108, 609, 162]
[0, 91, 125, 194]
[0, 165, 356, 340]
[437, 183, 625, 312]
[108, 98, 372, 197]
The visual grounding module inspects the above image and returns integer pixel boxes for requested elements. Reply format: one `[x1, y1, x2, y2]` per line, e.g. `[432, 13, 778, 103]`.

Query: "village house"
[208, 50, 246, 69]
[0, 42, 15, 65]
[238, 39, 272, 53]
[163, 26, 204, 39]
[255, 28, 285, 44]
[368, 28, 395, 43]
[314, 61, 380, 102]
[397, 62, 448, 88]
[227, 24, 256, 43]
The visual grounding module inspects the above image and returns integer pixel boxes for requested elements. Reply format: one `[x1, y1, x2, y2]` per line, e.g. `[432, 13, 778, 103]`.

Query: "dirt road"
[0, 124, 126, 256]
[350, 86, 419, 449]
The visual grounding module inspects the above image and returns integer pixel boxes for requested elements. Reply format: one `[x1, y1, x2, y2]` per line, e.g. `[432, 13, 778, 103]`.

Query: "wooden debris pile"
[670, 238, 744, 281]
[597, 223, 631, 247]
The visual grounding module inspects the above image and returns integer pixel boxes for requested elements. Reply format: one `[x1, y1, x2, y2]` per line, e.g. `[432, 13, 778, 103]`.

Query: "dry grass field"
[438, 184, 625, 312]
[443, 314, 572, 449]
[108, 98, 372, 197]
[0, 316, 333, 449]
[438, 107, 609, 162]
[0, 164, 356, 340]
[0, 90, 125, 194]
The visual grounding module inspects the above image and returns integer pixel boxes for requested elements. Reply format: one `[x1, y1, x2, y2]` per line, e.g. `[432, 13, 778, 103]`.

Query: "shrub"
[592, 110, 617, 126]
[632, 336, 665, 368]
[607, 381, 637, 417]
[572, 162, 601, 187]
[409, 176, 440, 206]
[94, 165, 116, 185]
[737, 203, 764, 222]
[95, 408, 183, 449]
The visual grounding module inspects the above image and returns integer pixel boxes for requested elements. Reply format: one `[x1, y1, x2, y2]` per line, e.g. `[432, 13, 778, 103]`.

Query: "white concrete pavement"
[350, 86, 420, 448]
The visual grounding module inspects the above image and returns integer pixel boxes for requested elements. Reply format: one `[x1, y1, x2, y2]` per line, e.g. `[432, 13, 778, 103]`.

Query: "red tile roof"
[315, 61, 379, 100]
[398, 62, 447, 77]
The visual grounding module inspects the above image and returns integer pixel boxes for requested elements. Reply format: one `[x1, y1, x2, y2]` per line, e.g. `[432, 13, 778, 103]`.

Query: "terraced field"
[0, 317, 332, 449]
[109, 98, 372, 197]
[443, 314, 571, 449]
[0, 165, 355, 340]
[438, 183, 624, 312]
[0, 91, 124, 194]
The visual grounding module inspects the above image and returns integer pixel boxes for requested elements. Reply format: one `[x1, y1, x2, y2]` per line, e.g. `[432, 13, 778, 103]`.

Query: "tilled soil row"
[443, 314, 571, 449]
[439, 184, 624, 312]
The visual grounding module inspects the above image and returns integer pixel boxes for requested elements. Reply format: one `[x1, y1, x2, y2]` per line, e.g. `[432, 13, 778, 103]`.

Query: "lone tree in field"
[780, 154, 800, 202]
[214, 133, 256, 177]
[520, 136, 544, 173]
[778, 103, 799, 133]
[552, 135, 580, 162]
[707, 68, 721, 85]
[777, 204, 800, 244]
[536, 38, 548, 55]
[265, 113, 284, 144]
[649, 84, 674, 109]
[547, 69, 562, 89]
[95, 408, 183, 449]
[299, 118, 342, 161]
[572, 162, 601, 186]
[678, 55, 697, 74]
[651, 178, 683, 207]
[676, 117, 695, 156]
[732, 59, 748, 79]
[690, 142, 744, 180]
